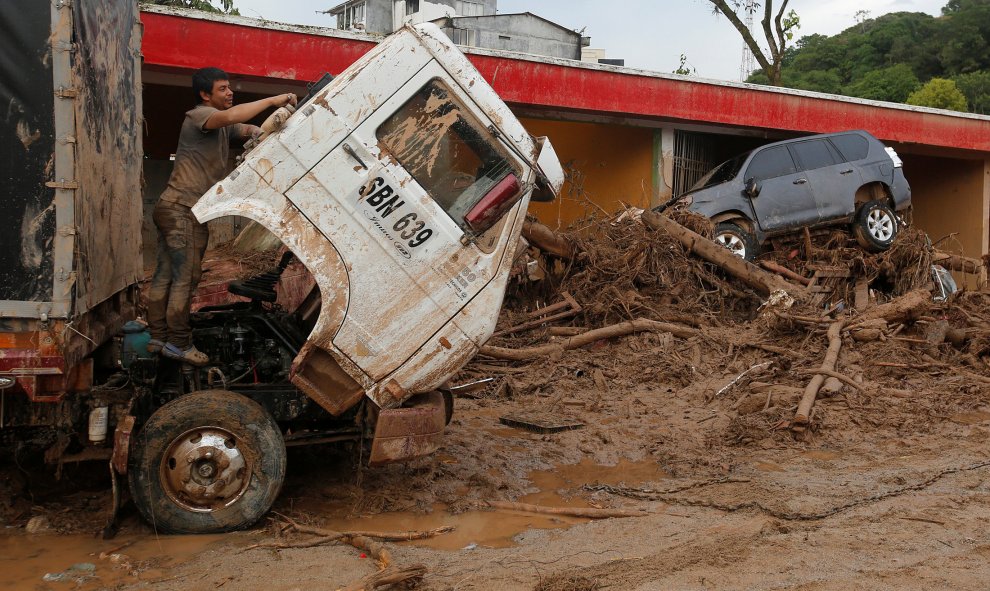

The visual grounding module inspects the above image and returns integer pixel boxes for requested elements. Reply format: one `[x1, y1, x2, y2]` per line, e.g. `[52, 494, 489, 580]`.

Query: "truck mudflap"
[368, 391, 448, 466]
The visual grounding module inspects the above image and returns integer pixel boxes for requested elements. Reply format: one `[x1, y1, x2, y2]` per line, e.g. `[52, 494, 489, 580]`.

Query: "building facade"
[432, 13, 587, 60]
[327, 0, 496, 34]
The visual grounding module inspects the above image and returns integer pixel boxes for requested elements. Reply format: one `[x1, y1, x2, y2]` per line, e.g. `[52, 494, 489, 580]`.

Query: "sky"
[228, 0, 950, 81]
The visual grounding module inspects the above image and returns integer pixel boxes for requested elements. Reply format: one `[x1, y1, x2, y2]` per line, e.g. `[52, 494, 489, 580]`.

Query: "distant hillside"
[746, 0, 990, 113]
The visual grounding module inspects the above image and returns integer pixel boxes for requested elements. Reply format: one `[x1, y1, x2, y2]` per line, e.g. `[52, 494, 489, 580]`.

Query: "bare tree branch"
[709, 0, 773, 75]
[707, 0, 795, 85]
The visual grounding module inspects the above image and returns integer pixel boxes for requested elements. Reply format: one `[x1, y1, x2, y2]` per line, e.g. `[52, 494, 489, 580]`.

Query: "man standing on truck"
[147, 67, 297, 365]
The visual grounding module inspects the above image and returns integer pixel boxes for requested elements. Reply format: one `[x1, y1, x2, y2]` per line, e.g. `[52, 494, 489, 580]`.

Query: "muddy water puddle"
[0, 530, 232, 590]
[309, 458, 663, 551]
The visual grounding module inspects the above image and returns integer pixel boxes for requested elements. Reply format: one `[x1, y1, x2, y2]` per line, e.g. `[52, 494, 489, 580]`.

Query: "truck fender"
[193, 177, 351, 346]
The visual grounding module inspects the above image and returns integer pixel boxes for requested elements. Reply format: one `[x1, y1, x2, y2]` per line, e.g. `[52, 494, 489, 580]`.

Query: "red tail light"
[464, 173, 521, 233]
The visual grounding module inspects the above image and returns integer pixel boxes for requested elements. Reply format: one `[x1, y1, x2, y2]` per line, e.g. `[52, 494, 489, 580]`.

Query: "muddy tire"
[714, 221, 759, 262]
[853, 200, 898, 252]
[128, 390, 285, 534]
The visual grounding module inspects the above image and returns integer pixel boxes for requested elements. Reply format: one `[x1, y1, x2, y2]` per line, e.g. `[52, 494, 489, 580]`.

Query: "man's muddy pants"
[147, 200, 209, 349]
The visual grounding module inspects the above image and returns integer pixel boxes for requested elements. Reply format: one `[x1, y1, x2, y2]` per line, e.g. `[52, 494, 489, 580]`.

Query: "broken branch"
[481, 500, 648, 518]
[480, 318, 698, 361]
[793, 318, 848, 430]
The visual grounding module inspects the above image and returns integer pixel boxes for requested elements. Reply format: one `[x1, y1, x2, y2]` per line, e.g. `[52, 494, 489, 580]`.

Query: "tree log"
[759, 261, 812, 286]
[793, 319, 847, 429]
[522, 220, 576, 260]
[934, 250, 984, 275]
[480, 318, 698, 361]
[482, 500, 648, 518]
[641, 210, 810, 298]
[846, 288, 932, 331]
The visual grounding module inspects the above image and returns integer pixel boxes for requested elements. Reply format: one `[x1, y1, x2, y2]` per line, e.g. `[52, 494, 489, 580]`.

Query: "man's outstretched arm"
[205, 93, 297, 130]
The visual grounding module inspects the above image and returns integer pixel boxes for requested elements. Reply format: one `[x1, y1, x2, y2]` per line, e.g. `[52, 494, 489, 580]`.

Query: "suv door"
[745, 145, 818, 233]
[789, 138, 861, 222]
[283, 66, 530, 381]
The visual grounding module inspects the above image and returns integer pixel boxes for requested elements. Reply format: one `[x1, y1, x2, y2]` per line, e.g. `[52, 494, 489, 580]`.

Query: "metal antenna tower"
[739, 0, 757, 81]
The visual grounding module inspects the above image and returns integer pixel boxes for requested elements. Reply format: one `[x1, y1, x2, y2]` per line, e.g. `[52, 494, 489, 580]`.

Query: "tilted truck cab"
[195, 23, 563, 441]
[146, 22, 562, 530]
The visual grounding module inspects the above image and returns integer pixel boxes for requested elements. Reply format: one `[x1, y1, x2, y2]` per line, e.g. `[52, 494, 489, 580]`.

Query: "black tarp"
[0, 2, 56, 301]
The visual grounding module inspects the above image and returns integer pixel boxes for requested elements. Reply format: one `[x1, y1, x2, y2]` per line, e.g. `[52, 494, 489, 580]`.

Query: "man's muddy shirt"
[159, 105, 245, 208]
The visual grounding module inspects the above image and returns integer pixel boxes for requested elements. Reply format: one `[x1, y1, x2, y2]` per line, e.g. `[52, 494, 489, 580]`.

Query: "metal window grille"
[673, 131, 719, 196]
[450, 28, 477, 46]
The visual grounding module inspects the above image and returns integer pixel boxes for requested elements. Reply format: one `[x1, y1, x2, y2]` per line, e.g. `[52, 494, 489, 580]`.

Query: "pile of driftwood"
[482, 208, 990, 438]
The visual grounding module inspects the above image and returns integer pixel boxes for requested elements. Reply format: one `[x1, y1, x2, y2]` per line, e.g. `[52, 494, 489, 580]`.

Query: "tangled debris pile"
[464, 208, 990, 446]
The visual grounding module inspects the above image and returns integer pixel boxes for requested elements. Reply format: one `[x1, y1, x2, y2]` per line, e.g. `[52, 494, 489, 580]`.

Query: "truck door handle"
[342, 143, 368, 170]
[840, 169, 854, 175]
[793, 178, 807, 185]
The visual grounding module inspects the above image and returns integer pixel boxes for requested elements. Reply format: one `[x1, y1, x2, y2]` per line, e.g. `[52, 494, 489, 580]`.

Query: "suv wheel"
[714, 221, 759, 261]
[853, 200, 898, 252]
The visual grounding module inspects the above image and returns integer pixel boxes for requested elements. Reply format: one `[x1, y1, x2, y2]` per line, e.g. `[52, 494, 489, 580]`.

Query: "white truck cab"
[193, 23, 563, 463]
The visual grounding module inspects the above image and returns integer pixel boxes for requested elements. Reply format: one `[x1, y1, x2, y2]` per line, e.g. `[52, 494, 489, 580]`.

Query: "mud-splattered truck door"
[193, 23, 563, 457]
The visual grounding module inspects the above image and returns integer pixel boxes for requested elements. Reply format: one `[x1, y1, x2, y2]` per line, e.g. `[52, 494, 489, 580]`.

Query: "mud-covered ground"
[5, 216, 990, 590]
[4, 331, 990, 590]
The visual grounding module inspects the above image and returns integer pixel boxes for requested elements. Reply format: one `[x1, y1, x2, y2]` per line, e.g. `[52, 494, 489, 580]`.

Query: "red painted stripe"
[141, 12, 376, 81]
[141, 11, 990, 154]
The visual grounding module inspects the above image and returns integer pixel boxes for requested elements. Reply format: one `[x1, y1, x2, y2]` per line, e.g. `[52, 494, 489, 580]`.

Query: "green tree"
[844, 64, 920, 102]
[953, 71, 990, 113]
[906, 78, 969, 111]
[140, 0, 240, 15]
[708, 0, 800, 86]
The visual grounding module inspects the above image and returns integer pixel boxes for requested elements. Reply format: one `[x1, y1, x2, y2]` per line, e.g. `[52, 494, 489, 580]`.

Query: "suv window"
[746, 145, 796, 180]
[377, 79, 519, 230]
[790, 139, 838, 171]
[689, 152, 749, 193]
[829, 134, 869, 162]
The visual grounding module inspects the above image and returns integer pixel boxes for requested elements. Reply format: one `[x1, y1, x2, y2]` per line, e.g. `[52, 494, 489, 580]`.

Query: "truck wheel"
[714, 221, 759, 261]
[853, 200, 898, 252]
[128, 390, 286, 534]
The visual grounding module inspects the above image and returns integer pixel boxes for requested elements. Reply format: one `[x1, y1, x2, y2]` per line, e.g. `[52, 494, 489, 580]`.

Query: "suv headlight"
[0, 376, 14, 389]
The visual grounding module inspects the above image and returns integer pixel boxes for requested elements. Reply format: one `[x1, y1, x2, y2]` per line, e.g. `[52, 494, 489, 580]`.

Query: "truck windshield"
[688, 152, 750, 193]
[377, 79, 520, 231]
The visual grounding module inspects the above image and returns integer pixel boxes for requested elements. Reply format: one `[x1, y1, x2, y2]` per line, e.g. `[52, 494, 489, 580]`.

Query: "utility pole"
[738, 0, 757, 81]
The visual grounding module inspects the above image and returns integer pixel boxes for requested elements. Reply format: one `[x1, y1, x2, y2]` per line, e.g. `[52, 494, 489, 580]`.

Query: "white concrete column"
[653, 127, 675, 208]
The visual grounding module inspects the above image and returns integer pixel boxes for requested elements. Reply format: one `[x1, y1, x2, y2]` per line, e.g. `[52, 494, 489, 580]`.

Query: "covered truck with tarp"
[0, 0, 143, 437]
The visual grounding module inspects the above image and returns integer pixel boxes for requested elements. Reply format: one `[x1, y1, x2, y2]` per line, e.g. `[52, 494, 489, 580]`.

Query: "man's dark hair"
[192, 67, 229, 101]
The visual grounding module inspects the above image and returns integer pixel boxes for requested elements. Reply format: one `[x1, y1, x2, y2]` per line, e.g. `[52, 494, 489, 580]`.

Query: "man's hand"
[205, 93, 299, 130]
[273, 93, 298, 108]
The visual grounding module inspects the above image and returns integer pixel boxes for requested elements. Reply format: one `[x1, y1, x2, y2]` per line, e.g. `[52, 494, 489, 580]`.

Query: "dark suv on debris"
[674, 130, 912, 260]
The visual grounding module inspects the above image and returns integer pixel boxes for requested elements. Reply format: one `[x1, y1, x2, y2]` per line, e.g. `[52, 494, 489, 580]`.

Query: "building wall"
[366, 0, 393, 34]
[448, 15, 580, 60]
[905, 155, 988, 285]
[519, 117, 655, 229]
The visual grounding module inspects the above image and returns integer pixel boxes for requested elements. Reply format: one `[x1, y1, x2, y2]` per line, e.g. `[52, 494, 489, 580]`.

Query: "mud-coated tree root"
[480, 318, 698, 361]
[243, 515, 453, 551]
[480, 500, 649, 518]
[792, 319, 848, 432]
[340, 564, 428, 591]
[246, 516, 440, 590]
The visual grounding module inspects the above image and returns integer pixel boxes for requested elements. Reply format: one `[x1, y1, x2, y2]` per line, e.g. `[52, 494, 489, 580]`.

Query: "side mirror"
[744, 177, 759, 198]
[530, 136, 563, 203]
[464, 173, 522, 234]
